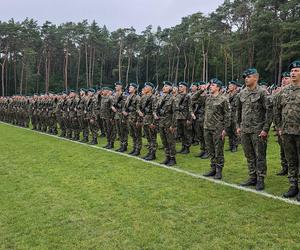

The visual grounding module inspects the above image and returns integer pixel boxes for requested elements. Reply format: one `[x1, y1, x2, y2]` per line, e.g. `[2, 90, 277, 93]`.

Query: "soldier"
[274, 60, 300, 200]
[100, 86, 116, 149]
[112, 82, 128, 152]
[154, 81, 177, 166]
[273, 72, 291, 176]
[86, 88, 99, 145]
[123, 83, 142, 156]
[56, 92, 67, 137]
[174, 82, 193, 154]
[77, 88, 89, 143]
[226, 80, 240, 152]
[236, 68, 273, 190]
[190, 81, 209, 159]
[138, 82, 157, 160]
[192, 78, 231, 179]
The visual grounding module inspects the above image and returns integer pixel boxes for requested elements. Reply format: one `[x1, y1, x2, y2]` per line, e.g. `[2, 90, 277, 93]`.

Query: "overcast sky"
[2, 0, 224, 32]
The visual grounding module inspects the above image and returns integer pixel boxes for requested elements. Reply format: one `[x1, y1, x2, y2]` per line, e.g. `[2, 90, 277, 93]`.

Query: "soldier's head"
[281, 72, 291, 87]
[228, 80, 238, 92]
[162, 81, 172, 94]
[209, 78, 223, 94]
[128, 83, 138, 94]
[243, 68, 259, 88]
[190, 82, 199, 93]
[114, 82, 123, 92]
[87, 88, 95, 97]
[80, 88, 87, 97]
[178, 82, 188, 94]
[289, 60, 300, 84]
[143, 82, 154, 95]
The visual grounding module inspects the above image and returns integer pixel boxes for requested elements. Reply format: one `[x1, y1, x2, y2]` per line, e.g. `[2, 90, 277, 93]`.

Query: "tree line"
[0, 0, 299, 96]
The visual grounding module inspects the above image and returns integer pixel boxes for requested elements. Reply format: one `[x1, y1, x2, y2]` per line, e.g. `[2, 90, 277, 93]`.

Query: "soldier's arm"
[235, 93, 242, 130]
[262, 92, 273, 132]
[224, 97, 231, 129]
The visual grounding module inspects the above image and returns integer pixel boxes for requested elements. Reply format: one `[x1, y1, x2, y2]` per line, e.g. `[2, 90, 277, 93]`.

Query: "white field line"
[1, 121, 300, 207]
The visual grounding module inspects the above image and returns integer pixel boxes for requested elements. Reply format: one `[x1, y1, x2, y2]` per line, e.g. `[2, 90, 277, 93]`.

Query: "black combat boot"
[283, 185, 299, 198]
[132, 149, 140, 156]
[128, 148, 136, 155]
[196, 150, 206, 158]
[180, 146, 190, 154]
[177, 147, 186, 153]
[214, 165, 223, 180]
[256, 177, 265, 191]
[89, 138, 98, 145]
[200, 151, 209, 159]
[240, 177, 257, 187]
[161, 157, 171, 165]
[106, 142, 114, 149]
[117, 145, 127, 152]
[59, 131, 66, 137]
[203, 164, 216, 177]
[80, 137, 89, 143]
[276, 166, 288, 176]
[145, 151, 156, 161]
[231, 146, 237, 152]
[143, 151, 151, 160]
[166, 157, 176, 166]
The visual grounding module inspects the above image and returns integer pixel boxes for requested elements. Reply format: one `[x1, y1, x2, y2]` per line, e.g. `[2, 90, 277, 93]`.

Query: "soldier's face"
[191, 85, 197, 92]
[210, 84, 219, 94]
[245, 74, 258, 87]
[178, 85, 186, 93]
[129, 86, 135, 94]
[228, 84, 236, 92]
[115, 85, 122, 92]
[290, 68, 300, 84]
[281, 77, 291, 87]
[162, 85, 171, 93]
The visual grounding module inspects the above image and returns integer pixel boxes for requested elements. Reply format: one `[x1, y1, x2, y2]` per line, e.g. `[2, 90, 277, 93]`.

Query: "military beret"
[259, 81, 269, 86]
[69, 89, 76, 93]
[199, 81, 206, 85]
[190, 82, 200, 87]
[88, 88, 95, 93]
[129, 83, 138, 89]
[163, 81, 173, 87]
[289, 60, 300, 71]
[178, 81, 189, 88]
[281, 72, 290, 78]
[80, 88, 87, 93]
[114, 82, 123, 86]
[210, 78, 223, 87]
[144, 82, 154, 88]
[242, 68, 258, 79]
[105, 86, 114, 92]
[228, 80, 238, 85]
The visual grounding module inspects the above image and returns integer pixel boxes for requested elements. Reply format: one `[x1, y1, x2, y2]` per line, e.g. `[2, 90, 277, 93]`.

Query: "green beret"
[199, 81, 206, 85]
[144, 82, 154, 88]
[88, 88, 95, 93]
[163, 81, 173, 87]
[178, 81, 189, 88]
[289, 60, 300, 71]
[114, 82, 123, 86]
[210, 78, 223, 87]
[80, 88, 87, 93]
[190, 82, 200, 87]
[129, 83, 138, 89]
[259, 81, 269, 86]
[228, 80, 238, 86]
[69, 89, 76, 93]
[242, 68, 258, 79]
[281, 72, 290, 78]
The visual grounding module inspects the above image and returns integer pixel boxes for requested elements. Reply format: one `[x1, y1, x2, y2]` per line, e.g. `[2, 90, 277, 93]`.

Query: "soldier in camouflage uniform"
[236, 68, 273, 191]
[100, 86, 116, 149]
[192, 78, 231, 179]
[56, 92, 67, 137]
[273, 72, 290, 176]
[86, 88, 99, 145]
[274, 60, 300, 200]
[123, 83, 142, 156]
[154, 81, 177, 166]
[112, 82, 128, 152]
[138, 82, 157, 160]
[77, 88, 89, 143]
[174, 82, 193, 154]
[225, 80, 240, 152]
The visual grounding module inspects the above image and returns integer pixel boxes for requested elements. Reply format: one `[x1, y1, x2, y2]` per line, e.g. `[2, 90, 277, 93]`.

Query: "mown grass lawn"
[1, 123, 300, 249]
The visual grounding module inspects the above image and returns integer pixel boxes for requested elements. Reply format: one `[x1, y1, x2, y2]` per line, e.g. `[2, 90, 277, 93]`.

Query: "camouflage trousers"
[278, 135, 288, 169]
[144, 124, 157, 153]
[282, 134, 300, 185]
[177, 119, 193, 148]
[241, 132, 267, 178]
[78, 115, 89, 139]
[88, 116, 99, 140]
[159, 126, 176, 158]
[226, 122, 238, 149]
[128, 120, 142, 151]
[204, 128, 225, 167]
[115, 119, 128, 147]
[193, 119, 206, 151]
[103, 118, 116, 144]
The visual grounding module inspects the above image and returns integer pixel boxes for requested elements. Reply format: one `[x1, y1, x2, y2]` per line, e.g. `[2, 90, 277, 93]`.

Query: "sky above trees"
[1, 0, 224, 32]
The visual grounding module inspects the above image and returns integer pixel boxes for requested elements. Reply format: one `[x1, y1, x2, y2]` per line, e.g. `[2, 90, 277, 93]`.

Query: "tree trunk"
[64, 48, 68, 91]
[76, 48, 81, 90]
[174, 46, 180, 84]
[118, 40, 123, 82]
[1, 48, 8, 96]
[183, 49, 188, 82]
[126, 53, 131, 85]
[146, 54, 149, 82]
[91, 47, 96, 86]
[20, 59, 25, 95]
[85, 43, 88, 88]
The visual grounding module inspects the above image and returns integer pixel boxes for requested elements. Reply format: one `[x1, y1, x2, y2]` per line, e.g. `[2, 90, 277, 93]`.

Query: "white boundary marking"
[1, 121, 300, 207]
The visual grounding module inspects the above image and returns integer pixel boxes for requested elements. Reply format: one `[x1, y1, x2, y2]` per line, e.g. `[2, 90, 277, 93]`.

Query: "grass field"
[1, 122, 300, 249]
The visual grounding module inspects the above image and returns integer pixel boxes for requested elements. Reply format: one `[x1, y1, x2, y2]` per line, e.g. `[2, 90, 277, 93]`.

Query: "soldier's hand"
[169, 127, 176, 133]
[191, 113, 196, 120]
[221, 130, 226, 140]
[138, 111, 144, 117]
[122, 111, 128, 116]
[111, 107, 117, 113]
[259, 130, 268, 139]
[236, 128, 241, 135]
[149, 124, 156, 130]
[278, 129, 282, 137]
[154, 114, 159, 120]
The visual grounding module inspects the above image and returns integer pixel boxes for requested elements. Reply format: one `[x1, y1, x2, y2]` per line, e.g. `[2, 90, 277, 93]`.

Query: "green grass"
[1, 123, 300, 249]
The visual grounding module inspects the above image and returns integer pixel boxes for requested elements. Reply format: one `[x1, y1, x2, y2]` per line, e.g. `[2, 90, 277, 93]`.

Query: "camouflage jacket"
[236, 85, 272, 133]
[154, 93, 176, 128]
